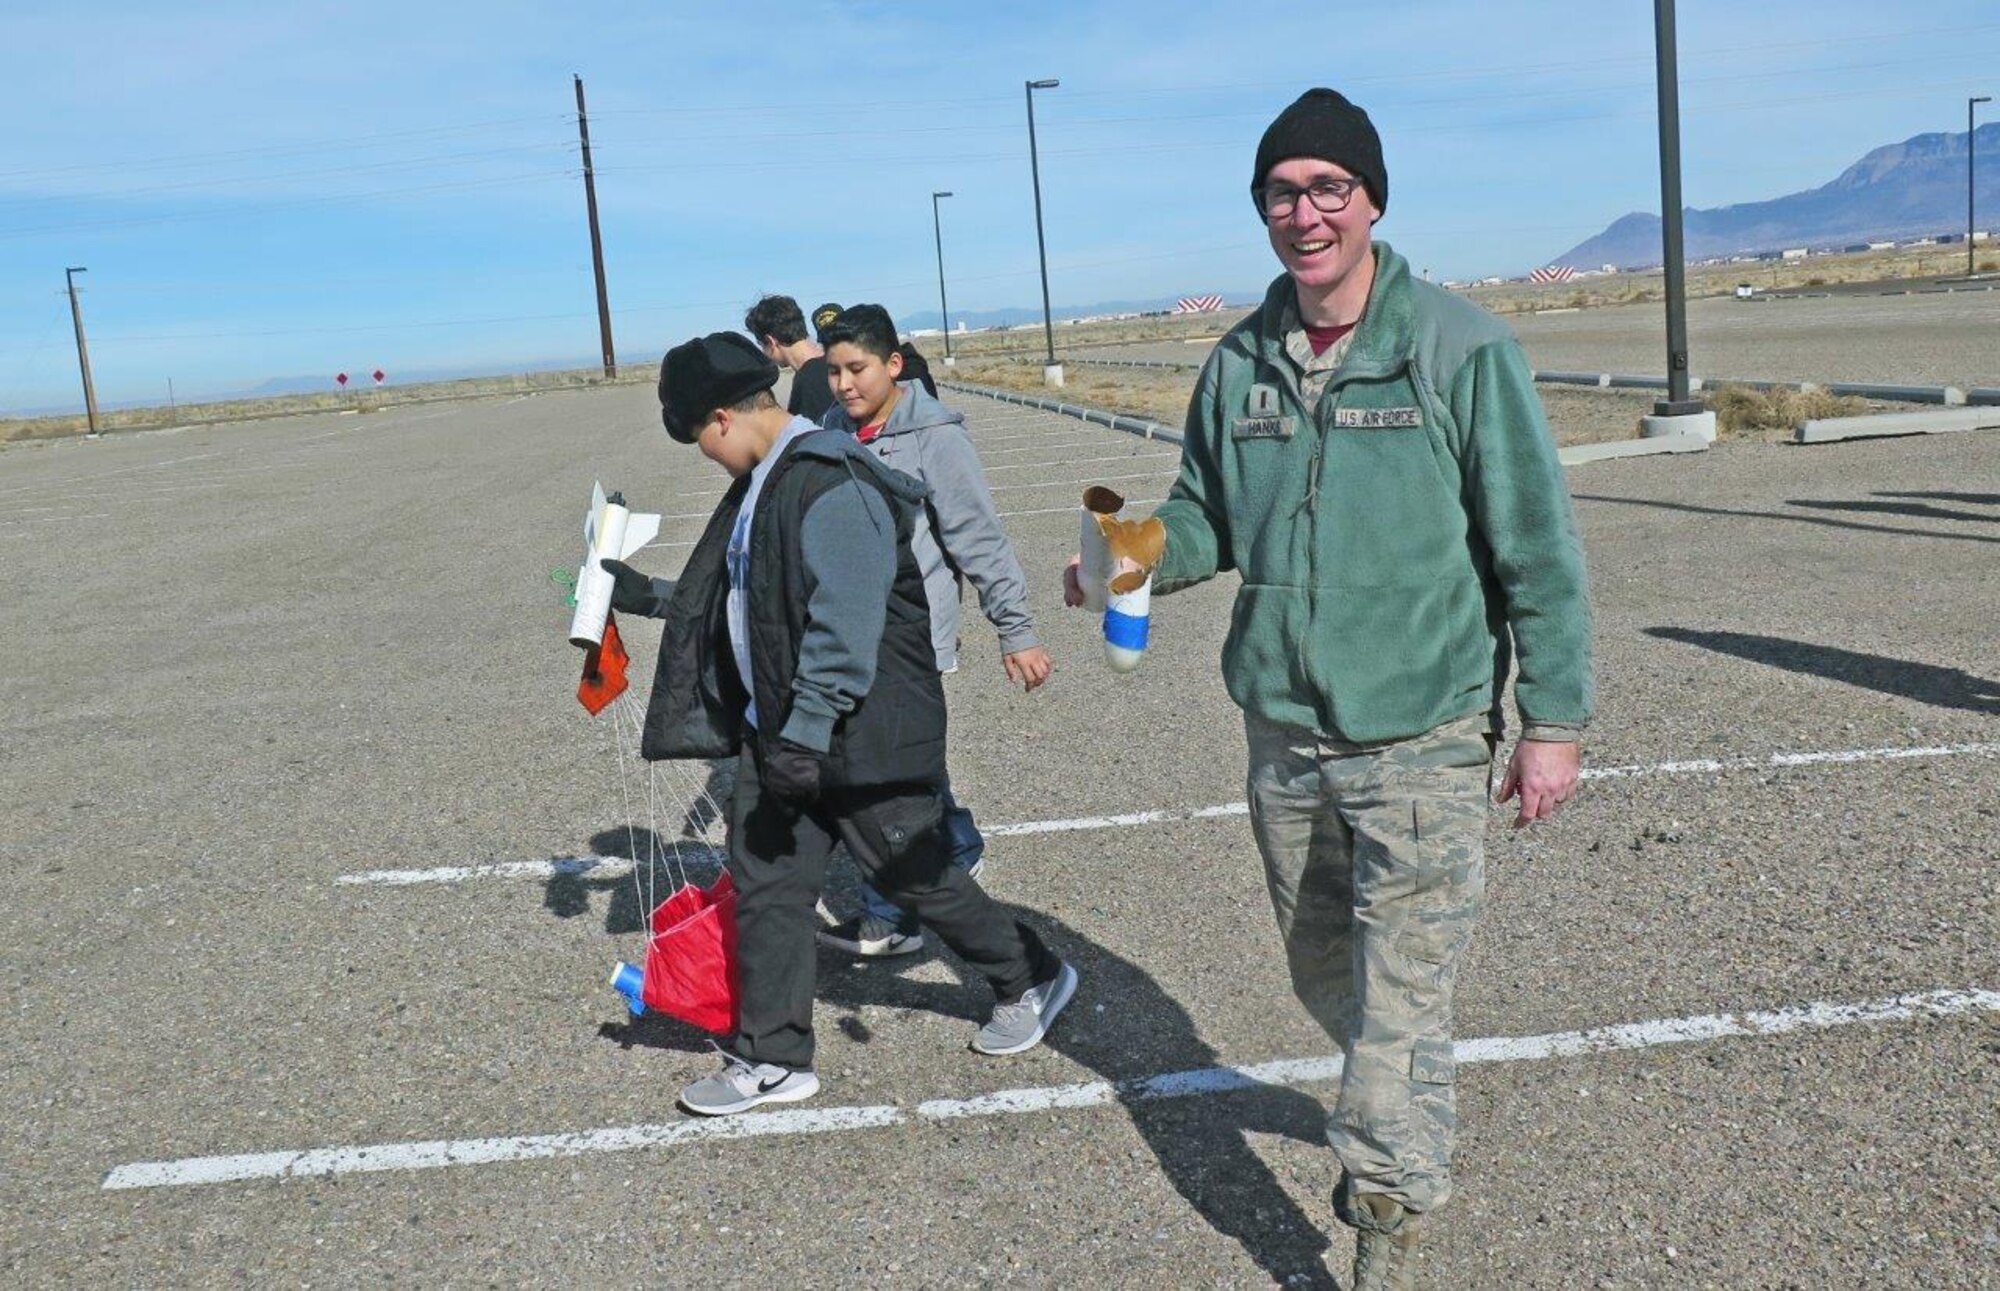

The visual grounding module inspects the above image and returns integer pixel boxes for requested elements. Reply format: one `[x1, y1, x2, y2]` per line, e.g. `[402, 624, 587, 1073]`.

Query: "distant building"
[1782, 247, 1809, 261]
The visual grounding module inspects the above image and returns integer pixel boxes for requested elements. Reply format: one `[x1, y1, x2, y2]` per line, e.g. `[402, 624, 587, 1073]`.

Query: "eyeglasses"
[1254, 177, 1366, 220]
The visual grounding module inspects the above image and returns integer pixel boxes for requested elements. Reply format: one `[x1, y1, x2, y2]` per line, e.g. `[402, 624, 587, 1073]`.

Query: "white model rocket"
[568, 481, 661, 648]
[1078, 486, 1152, 673]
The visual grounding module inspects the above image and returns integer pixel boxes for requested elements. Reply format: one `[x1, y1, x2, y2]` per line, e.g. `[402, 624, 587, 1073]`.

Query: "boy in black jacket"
[609, 333, 1077, 1116]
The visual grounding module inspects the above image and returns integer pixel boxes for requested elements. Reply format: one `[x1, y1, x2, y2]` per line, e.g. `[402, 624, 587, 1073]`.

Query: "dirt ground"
[946, 358, 1881, 448]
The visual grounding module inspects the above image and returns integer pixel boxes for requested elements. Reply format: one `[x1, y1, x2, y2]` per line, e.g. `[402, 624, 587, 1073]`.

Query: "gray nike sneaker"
[678, 1052, 820, 1117]
[971, 961, 1078, 1055]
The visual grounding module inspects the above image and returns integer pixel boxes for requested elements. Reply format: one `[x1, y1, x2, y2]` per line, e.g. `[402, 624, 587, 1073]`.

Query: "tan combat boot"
[1349, 1192, 1421, 1291]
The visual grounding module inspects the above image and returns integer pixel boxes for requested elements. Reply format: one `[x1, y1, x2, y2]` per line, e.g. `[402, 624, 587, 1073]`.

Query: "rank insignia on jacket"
[1333, 406, 1422, 429]
[1247, 383, 1281, 416]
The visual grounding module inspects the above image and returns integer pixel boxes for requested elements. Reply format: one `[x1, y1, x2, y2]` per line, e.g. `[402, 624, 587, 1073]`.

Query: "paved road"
[2, 387, 1995, 1286]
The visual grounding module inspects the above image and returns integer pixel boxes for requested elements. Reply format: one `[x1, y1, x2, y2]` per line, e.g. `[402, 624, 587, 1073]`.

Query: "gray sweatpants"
[1244, 710, 1492, 1220]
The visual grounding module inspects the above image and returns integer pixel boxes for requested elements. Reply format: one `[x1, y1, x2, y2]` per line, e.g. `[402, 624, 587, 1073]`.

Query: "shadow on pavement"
[1646, 627, 2000, 715]
[816, 907, 1339, 1288]
[1570, 493, 2000, 546]
[542, 825, 722, 936]
[1788, 498, 1998, 524]
[546, 810, 1342, 1280]
[1871, 490, 2000, 506]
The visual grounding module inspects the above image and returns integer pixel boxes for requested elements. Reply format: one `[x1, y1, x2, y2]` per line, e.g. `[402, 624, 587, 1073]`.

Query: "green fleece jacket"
[1153, 242, 1593, 743]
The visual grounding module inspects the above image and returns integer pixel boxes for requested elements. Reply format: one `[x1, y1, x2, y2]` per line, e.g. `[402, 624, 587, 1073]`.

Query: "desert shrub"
[1803, 276, 1827, 287]
[1706, 384, 1868, 433]
[1980, 257, 1998, 273]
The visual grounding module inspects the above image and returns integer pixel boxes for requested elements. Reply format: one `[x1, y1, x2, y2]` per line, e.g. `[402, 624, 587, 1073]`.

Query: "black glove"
[601, 558, 665, 617]
[764, 740, 825, 805]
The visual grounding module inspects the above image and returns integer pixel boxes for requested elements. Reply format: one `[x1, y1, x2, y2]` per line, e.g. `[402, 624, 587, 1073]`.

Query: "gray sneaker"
[817, 913, 925, 958]
[1349, 1193, 1421, 1291]
[677, 1053, 820, 1117]
[971, 960, 1078, 1055]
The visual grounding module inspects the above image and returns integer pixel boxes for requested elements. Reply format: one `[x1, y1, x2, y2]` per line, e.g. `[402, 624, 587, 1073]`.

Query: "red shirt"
[1304, 320, 1356, 357]
[857, 422, 887, 444]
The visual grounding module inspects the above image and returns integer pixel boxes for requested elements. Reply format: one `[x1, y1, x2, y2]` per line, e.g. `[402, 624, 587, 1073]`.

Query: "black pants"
[728, 742, 1060, 1070]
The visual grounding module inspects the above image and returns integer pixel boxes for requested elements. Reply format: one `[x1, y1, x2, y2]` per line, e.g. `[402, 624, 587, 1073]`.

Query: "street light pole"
[1971, 96, 1991, 279]
[1025, 78, 1061, 386]
[931, 190, 955, 365]
[64, 267, 101, 437]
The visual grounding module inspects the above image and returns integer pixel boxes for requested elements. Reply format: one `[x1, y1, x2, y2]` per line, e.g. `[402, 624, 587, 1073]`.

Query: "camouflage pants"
[1245, 710, 1492, 1218]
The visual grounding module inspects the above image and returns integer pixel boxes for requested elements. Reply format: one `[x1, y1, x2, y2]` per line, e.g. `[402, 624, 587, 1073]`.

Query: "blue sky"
[4, 0, 1998, 411]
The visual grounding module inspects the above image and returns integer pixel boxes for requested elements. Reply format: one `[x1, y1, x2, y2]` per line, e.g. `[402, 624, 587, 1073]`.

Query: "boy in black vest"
[610, 332, 1078, 1116]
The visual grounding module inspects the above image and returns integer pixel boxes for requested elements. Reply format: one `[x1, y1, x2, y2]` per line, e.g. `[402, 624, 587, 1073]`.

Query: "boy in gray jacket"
[813, 304, 1052, 957]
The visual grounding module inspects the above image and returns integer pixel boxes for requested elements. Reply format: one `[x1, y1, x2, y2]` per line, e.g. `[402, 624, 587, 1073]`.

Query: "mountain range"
[1553, 122, 2000, 269]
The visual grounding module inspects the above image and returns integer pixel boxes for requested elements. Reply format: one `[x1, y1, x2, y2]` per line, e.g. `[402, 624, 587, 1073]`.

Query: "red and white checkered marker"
[335, 372, 349, 387]
[372, 369, 385, 385]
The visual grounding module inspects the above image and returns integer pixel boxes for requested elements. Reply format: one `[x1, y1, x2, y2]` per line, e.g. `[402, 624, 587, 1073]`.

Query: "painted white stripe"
[1581, 741, 2000, 779]
[102, 987, 2000, 1190]
[103, 1105, 903, 1190]
[333, 741, 2000, 887]
[338, 845, 721, 887]
[982, 451, 1178, 473]
[999, 497, 1168, 519]
[989, 468, 1172, 494]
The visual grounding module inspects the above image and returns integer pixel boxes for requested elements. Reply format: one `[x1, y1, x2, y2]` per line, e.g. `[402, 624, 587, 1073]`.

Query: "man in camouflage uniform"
[1070, 90, 1592, 1287]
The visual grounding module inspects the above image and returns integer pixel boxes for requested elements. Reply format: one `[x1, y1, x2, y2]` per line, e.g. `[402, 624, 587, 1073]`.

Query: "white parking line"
[331, 740, 2000, 887]
[999, 497, 1168, 519]
[101, 986, 2000, 1190]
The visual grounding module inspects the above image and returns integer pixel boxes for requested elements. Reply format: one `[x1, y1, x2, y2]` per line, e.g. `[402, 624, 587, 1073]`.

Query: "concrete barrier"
[1558, 433, 1709, 466]
[940, 381, 1183, 446]
[1795, 406, 2000, 444]
[1821, 381, 1966, 405]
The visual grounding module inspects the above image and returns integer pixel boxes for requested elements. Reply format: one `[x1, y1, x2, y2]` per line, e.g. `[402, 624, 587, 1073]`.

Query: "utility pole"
[1971, 96, 1991, 279]
[1651, 0, 1698, 417]
[931, 190, 954, 365]
[64, 267, 101, 437]
[1025, 78, 1061, 387]
[575, 74, 616, 379]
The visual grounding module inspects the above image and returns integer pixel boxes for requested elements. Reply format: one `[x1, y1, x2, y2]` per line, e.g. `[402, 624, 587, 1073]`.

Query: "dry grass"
[1464, 241, 1997, 317]
[2, 365, 651, 445]
[952, 359, 1194, 427]
[1705, 384, 1870, 435]
[943, 308, 1256, 359]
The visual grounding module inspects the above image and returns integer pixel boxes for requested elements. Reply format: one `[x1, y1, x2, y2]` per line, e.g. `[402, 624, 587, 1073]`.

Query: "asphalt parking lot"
[2, 379, 1995, 1286]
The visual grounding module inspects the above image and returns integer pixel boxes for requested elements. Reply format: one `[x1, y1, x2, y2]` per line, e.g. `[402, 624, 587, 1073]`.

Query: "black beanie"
[1251, 89, 1387, 218]
[657, 332, 779, 444]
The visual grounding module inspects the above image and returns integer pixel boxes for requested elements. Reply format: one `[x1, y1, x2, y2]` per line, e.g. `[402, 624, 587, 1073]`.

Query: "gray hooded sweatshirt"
[821, 383, 1038, 671]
